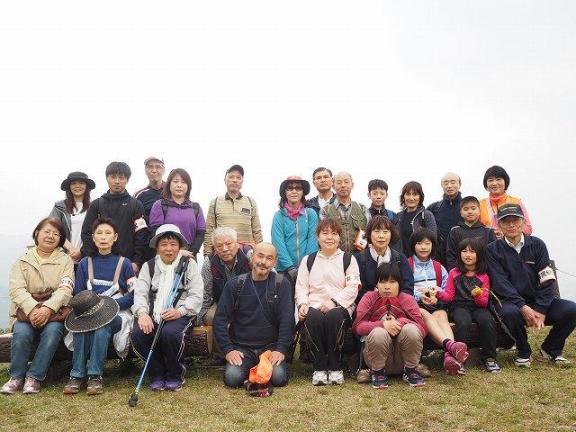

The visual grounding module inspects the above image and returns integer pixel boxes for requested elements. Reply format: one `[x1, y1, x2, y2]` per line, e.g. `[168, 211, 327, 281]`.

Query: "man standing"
[306, 167, 336, 216]
[203, 164, 262, 255]
[213, 243, 294, 388]
[134, 156, 166, 223]
[81, 162, 148, 275]
[321, 172, 367, 253]
[427, 172, 463, 265]
[487, 204, 576, 367]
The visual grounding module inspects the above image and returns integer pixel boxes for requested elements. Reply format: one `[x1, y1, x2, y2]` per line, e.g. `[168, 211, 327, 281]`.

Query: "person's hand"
[181, 250, 196, 260]
[320, 299, 336, 314]
[383, 318, 402, 336]
[161, 308, 182, 321]
[132, 262, 140, 276]
[298, 304, 309, 321]
[520, 305, 538, 328]
[35, 306, 53, 327]
[533, 311, 546, 329]
[68, 248, 82, 262]
[138, 312, 154, 334]
[269, 351, 285, 366]
[28, 307, 44, 328]
[226, 350, 245, 366]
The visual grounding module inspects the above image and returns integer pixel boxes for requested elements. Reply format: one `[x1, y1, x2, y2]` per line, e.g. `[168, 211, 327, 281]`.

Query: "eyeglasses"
[286, 185, 303, 191]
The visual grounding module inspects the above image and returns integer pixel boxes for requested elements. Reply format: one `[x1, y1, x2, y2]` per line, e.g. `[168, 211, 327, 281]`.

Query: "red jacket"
[437, 269, 490, 308]
[352, 291, 426, 338]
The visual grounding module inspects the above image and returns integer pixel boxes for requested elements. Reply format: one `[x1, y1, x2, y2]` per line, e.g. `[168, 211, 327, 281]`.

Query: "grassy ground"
[1, 333, 575, 432]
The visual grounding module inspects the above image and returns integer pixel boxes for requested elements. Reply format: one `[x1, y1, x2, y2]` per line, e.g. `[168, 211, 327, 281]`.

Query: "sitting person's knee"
[224, 365, 246, 388]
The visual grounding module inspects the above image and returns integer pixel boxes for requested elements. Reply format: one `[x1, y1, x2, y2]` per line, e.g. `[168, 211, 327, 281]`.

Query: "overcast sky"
[1, 1, 575, 299]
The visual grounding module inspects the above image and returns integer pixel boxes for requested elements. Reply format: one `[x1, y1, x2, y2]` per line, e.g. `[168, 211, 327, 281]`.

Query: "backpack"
[233, 273, 284, 329]
[306, 251, 352, 273]
[213, 195, 254, 221]
[407, 256, 442, 287]
[161, 199, 199, 221]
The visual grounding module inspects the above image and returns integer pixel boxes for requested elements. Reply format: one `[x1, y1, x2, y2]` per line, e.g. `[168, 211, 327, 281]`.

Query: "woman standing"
[49, 171, 95, 264]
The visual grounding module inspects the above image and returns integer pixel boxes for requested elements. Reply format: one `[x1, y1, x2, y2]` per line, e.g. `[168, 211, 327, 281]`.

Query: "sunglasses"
[286, 185, 303, 191]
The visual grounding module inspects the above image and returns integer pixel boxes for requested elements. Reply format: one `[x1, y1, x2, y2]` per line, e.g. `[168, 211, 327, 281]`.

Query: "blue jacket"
[486, 235, 556, 314]
[271, 207, 319, 272]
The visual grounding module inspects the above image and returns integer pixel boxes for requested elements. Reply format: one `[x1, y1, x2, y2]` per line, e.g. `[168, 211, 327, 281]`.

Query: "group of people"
[2, 157, 575, 396]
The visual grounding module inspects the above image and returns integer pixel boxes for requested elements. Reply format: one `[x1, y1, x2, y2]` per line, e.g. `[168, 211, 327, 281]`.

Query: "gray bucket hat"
[65, 290, 119, 333]
[149, 224, 187, 249]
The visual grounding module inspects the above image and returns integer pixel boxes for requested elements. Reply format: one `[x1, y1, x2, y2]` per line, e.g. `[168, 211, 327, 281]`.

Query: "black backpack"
[233, 272, 284, 329]
[306, 251, 352, 273]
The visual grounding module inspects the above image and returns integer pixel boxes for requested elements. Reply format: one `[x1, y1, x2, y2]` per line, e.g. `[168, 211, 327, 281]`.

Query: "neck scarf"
[153, 251, 183, 323]
[284, 202, 304, 221]
[369, 244, 391, 266]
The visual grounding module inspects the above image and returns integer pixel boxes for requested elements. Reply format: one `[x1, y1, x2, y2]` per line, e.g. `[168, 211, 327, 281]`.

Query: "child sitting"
[353, 263, 426, 388]
[437, 237, 501, 373]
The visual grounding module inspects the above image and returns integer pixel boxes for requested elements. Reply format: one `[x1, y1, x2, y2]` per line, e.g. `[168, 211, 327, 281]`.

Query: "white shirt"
[505, 234, 525, 254]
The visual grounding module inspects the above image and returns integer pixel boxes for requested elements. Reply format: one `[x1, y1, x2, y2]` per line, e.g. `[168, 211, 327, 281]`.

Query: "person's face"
[499, 216, 524, 240]
[370, 226, 391, 251]
[460, 246, 478, 268]
[70, 180, 87, 199]
[415, 238, 433, 261]
[92, 223, 118, 252]
[157, 237, 182, 264]
[145, 162, 165, 183]
[107, 173, 128, 194]
[486, 176, 506, 196]
[313, 170, 333, 194]
[441, 175, 460, 198]
[377, 279, 400, 298]
[35, 223, 61, 252]
[285, 182, 304, 206]
[334, 174, 353, 199]
[461, 202, 480, 224]
[250, 244, 277, 279]
[404, 190, 420, 210]
[368, 188, 387, 208]
[213, 235, 240, 264]
[318, 227, 340, 253]
[170, 174, 188, 199]
[225, 171, 243, 195]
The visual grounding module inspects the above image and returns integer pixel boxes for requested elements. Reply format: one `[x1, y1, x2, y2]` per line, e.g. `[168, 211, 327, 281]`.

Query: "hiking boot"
[415, 362, 432, 378]
[149, 380, 165, 391]
[445, 340, 469, 364]
[514, 356, 532, 367]
[403, 367, 425, 387]
[63, 377, 83, 395]
[1, 377, 24, 395]
[312, 371, 328, 386]
[164, 379, 185, 392]
[356, 369, 371, 384]
[484, 358, 502, 373]
[86, 376, 103, 395]
[536, 349, 572, 367]
[328, 370, 344, 385]
[443, 352, 462, 375]
[371, 370, 389, 389]
[22, 377, 41, 394]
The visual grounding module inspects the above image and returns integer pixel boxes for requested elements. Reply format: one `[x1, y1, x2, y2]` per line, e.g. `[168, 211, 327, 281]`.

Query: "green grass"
[1, 333, 575, 432]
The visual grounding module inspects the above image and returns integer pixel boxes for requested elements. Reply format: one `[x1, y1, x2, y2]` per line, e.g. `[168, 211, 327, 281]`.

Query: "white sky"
[1, 1, 575, 297]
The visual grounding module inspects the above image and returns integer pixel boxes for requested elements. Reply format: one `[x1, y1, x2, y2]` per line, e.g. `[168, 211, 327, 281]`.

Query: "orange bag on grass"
[248, 350, 273, 384]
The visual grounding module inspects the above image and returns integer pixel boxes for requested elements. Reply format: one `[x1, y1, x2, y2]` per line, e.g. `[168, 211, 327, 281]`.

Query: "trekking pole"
[128, 257, 190, 407]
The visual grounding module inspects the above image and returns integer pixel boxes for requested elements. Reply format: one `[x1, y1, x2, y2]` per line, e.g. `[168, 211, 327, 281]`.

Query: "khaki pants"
[362, 324, 422, 374]
[203, 303, 223, 359]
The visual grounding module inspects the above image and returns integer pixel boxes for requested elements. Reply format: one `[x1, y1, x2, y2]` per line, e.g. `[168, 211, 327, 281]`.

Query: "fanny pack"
[16, 289, 72, 323]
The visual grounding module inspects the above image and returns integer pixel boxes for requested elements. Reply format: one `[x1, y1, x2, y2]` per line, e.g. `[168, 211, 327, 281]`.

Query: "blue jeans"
[224, 345, 289, 388]
[10, 321, 65, 381]
[70, 316, 122, 378]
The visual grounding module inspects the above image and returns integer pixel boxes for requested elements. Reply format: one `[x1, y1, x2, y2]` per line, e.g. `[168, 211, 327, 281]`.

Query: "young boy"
[445, 196, 496, 270]
[366, 179, 397, 223]
[352, 263, 427, 388]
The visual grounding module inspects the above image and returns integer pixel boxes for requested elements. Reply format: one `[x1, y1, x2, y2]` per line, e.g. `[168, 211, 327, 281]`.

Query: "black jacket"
[446, 221, 496, 270]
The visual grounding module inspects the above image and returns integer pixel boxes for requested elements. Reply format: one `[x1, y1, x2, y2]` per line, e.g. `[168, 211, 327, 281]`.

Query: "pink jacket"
[437, 269, 490, 308]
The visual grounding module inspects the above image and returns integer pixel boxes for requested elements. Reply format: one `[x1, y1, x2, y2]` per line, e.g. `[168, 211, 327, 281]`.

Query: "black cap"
[60, 172, 96, 191]
[497, 204, 524, 220]
[226, 164, 244, 176]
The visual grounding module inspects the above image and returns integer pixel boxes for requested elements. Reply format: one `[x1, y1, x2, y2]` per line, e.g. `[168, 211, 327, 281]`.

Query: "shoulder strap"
[433, 260, 442, 287]
[343, 252, 352, 272]
[146, 258, 156, 280]
[112, 256, 125, 285]
[234, 274, 248, 312]
[246, 196, 254, 210]
[306, 251, 318, 272]
[407, 256, 414, 272]
[161, 199, 169, 222]
[213, 196, 218, 223]
[191, 201, 199, 217]
[87, 257, 95, 289]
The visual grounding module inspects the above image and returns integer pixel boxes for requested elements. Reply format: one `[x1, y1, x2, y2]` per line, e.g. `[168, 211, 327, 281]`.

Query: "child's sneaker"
[445, 340, 469, 364]
[443, 352, 462, 375]
[328, 370, 344, 385]
[312, 370, 328, 386]
[513, 356, 532, 367]
[536, 348, 572, 367]
[371, 370, 389, 389]
[457, 364, 466, 375]
[484, 358, 502, 373]
[356, 369, 371, 384]
[403, 367, 425, 387]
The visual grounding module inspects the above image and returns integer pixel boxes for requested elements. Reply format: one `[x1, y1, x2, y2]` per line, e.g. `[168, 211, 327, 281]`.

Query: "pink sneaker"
[1, 377, 24, 395]
[445, 340, 469, 364]
[22, 377, 41, 394]
[443, 352, 462, 375]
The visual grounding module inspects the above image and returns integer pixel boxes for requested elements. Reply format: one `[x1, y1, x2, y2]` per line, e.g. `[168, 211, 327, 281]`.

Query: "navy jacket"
[446, 221, 496, 270]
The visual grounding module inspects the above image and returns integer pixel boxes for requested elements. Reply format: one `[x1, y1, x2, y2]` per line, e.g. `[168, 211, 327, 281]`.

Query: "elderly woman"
[271, 176, 319, 287]
[149, 168, 206, 259]
[131, 224, 203, 392]
[479, 165, 532, 239]
[1, 218, 74, 394]
[295, 218, 361, 386]
[49, 171, 95, 264]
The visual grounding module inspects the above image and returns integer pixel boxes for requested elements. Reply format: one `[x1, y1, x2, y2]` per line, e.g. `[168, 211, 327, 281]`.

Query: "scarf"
[284, 202, 304, 221]
[153, 251, 183, 323]
[368, 244, 391, 266]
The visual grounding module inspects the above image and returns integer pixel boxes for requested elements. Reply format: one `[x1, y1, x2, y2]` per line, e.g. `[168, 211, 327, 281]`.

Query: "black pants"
[304, 306, 350, 371]
[450, 304, 497, 360]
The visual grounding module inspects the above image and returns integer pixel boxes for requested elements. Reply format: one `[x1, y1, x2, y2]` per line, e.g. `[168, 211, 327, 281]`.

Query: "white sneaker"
[328, 370, 344, 385]
[312, 370, 328, 386]
[514, 356, 532, 367]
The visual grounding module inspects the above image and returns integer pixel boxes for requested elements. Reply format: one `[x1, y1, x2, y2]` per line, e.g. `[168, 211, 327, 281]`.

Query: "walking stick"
[128, 257, 190, 407]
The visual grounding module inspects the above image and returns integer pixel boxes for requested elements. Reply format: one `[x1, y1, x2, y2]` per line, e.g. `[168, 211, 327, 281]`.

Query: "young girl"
[437, 237, 501, 373]
[353, 263, 426, 388]
[408, 229, 469, 375]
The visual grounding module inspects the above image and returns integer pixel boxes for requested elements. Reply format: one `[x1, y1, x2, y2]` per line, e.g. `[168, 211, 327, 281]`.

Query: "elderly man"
[213, 242, 294, 388]
[427, 172, 463, 265]
[321, 172, 367, 253]
[306, 167, 336, 216]
[203, 164, 263, 256]
[487, 204, 576, 367]
[134, 156, 166, 223]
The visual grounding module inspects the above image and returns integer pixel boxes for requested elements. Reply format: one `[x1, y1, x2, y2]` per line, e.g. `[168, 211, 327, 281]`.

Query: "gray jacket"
[49, 200, 72, 241]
